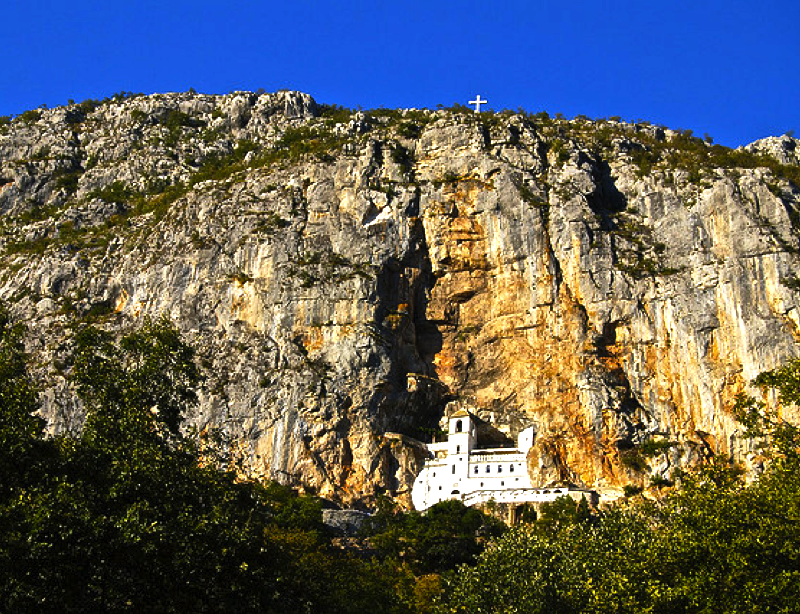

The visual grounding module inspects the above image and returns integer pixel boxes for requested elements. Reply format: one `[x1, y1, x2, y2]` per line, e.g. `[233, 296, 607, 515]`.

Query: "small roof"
[449, 408, 471, 418]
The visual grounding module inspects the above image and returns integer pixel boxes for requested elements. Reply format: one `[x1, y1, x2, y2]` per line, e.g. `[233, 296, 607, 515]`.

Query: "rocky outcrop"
[743, 134, 800, 166]
[1, 92, 799, 506]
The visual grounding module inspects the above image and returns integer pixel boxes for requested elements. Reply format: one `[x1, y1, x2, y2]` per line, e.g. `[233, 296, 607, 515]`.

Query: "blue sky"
[2, 0, 797, 147]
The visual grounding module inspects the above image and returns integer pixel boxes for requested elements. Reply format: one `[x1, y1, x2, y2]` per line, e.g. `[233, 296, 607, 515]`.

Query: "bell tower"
[448, 409, 475, 456]
[445, 408, 475, 488]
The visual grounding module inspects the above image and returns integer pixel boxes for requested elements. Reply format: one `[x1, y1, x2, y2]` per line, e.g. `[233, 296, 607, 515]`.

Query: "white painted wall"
[411, 415, 586, 511]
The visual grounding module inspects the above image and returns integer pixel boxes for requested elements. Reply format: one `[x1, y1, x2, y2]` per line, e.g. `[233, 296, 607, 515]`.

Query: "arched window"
[473, 466, 479, 474]
[485, 465, 490, 473]
[498, 465, 503, 473]
[455, 420, 463, 433]
[510, 464, 515, 473]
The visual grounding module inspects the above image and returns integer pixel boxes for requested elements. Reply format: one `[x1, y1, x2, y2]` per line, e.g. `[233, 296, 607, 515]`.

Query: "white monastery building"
[411, 409, 593, 511]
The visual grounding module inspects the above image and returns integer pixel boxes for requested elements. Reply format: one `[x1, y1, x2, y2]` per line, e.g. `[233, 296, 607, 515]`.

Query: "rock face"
[1, 92, 799, 506]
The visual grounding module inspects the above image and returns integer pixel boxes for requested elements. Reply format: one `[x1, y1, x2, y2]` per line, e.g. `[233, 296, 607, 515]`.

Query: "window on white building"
[510, 464, 515, 473]
[498, 465, 502, 473]
[451, 465, 455, 475]
[485, 465, 490, 473]
[473, 466, 479, 474]
[455, 420, 463, 433]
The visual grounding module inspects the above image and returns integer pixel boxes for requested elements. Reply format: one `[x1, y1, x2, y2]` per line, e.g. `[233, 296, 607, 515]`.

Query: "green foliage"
[441, 102, 474, 116]
[160, 109, 206, 147]
[606, 211, 685, 279]
[639, 438, 676, 457]
[227, 269, 254, 285]
[190, 139, 259, 184]
[753, 358, 800, 406]
[535, 495, 592, 532]
[369, 499, 506, 575]
[2, 110, 353, 261]
[619, 447, 648, 472]
[362, 107, 432, 142]
[649, 473, 673, 488]
[52, 166, 83, 194]
[12, 202, 62, 224]
[29, 145, 52, 161]
[0, 313, 405, 613]
[365, 107, 406, 122]
[4, 235, 51, 256]
[517, 181, 550, 225]
[548, 139, 570, 164]
[130, 108, 148, 123]
[251, 211, 290, 234]
[318, 103, 356, 123]
[734, 358, 800, 460]
[286, 250, 373, 288]
[0, 304, 43, 469]
[535, 111, 800, 193]
[623, 484, 643, 497]
[441, 509, 658, 614]
[17, 109, 41, 124]
[267, 125, 346, 163]
[71, 317, 199, 441]
[441, 362, 800, 613]
[163, 109, 205, 130]
[443, 458, 800, 613]
[86, 180, 137, 204]
[396, 121, 424, 139]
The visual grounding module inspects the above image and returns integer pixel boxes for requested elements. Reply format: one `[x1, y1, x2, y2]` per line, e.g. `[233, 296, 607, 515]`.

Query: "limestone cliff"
[1, 91, 799, 505]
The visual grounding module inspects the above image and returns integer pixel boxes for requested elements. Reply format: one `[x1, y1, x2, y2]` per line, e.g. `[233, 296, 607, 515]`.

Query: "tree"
[535, 495, 592, 532]
[71, 317, 199, 448]
[0, 317, 403, 613]
[0, 304, 43, 466]
[440, 361, 800, 613]
[369, 499, 505, 575]
[734, 358, 800, 461]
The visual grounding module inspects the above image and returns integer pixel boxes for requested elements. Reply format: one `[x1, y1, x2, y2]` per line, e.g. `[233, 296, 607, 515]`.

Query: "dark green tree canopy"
[71, 317, 199, 447]
[0, 313, 401, 613]
[440, 362, 800, 614]
[0, 304, 42, 453]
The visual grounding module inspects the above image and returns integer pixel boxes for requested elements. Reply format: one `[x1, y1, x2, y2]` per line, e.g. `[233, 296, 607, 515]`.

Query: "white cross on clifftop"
[469, 95, 487, 113]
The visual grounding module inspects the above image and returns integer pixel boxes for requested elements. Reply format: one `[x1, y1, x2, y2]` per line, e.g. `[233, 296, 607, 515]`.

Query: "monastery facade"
[411, 410, 593, 512]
